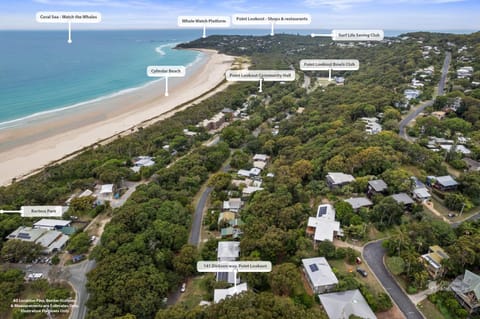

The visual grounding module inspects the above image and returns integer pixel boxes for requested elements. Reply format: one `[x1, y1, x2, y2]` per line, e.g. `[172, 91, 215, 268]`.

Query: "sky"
[0, 0, 479, 31]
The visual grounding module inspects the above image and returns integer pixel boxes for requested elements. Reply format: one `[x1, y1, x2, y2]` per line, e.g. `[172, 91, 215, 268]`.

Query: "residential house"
[367, 179, 388, 196]
[326, 172, 355, 188]
[421, 245, 449, 279]
[200, 113, 225, 131]
[242, 186, 263, 198]
[253, 161, 267, 170]
[439, 144, 472, 156]
[319, 289, 377, 319]
[404, 89, 421, 100]
[218, 212, 236, 226]
[220, 227, 243, 239]
[344, 197, 373, 211]
[217, 241, 240, 284]
[99, 184, 114, 200]
[464, 158, 480, 172]
[306, 204, 341, 243]
[413, 188, 431, 202]
[391, 193, 415, 210]
[428, 175, 459, 191]
[302, 257, 338, 294]
[223, 198, 243, 213]
[451, 270, 480, 314]
[253, 154, 269, 162]
[131, 156, 155, 173]
[214, 283, 248, 303]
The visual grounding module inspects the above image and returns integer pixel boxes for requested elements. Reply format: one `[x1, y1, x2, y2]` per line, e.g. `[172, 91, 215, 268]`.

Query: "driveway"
[363, 241, 424, 319]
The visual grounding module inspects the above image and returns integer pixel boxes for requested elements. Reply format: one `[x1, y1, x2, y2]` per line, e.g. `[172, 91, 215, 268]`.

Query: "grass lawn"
[328, 259, 384, 295]
[418, 299, 447, 319]
[178, 275, 211, 308]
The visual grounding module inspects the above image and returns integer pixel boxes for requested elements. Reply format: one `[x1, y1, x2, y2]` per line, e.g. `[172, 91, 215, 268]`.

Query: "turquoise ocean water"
[0, 29, 474, 128]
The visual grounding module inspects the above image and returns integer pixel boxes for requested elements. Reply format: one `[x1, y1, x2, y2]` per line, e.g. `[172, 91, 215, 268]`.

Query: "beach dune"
[0, 49, 234, 186]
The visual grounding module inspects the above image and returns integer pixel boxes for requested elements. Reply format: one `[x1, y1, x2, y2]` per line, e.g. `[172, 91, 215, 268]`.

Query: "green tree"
[173, 244, 198, 278]
[230, 150, 251, 169]
[66, 232, 91, 254]
[208, 172, 232, 192]
[1, 240, 42, 263]
[269, 263, 301, 296]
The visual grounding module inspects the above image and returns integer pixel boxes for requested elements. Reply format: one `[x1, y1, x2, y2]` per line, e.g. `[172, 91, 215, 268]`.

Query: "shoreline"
[0, 48, 235, 186]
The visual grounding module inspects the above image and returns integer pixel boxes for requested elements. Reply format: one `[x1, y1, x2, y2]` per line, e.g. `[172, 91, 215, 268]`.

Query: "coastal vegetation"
[1, 31, 480, 318]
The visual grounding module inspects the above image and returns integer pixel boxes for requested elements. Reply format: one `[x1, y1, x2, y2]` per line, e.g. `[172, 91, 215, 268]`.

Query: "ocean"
[0, 29, 475, 128]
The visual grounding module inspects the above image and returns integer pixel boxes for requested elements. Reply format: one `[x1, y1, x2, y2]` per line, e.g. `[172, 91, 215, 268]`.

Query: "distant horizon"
[0, 28, 477, 34]
[1, 0, 479, 31]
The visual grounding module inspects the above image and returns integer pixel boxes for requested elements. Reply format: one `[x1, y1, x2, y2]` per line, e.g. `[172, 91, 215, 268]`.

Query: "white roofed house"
[223, 198, 243, 213]
[33, 219, 71, 231]
[253, 154, 269, 162]
[217, 241, 240, 284]
[99, 184, 114, 200]
[413, 187, 431, 202]
[306, 204, 341, 243]
[214, 283, 248, 303]
[302, 257, 338, 294]
[326, 172, 355, 188]
[131, 156, 155, 173]
[242, 186, 264, 198]
[319, 289, 377, 319]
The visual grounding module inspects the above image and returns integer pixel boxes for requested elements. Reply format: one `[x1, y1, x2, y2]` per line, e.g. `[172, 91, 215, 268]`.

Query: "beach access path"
[0, 49, 235, 186]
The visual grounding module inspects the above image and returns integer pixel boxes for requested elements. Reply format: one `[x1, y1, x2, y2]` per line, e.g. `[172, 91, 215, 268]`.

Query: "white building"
[302, 257, 338, 294]
[306, 204, 341, 242]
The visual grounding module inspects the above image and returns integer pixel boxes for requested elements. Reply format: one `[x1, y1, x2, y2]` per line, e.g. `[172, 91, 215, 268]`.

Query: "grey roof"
[302, 257, 338, 288]
[391, 193, 414, 205]
[217, 241, 240, 260]
[7, 227, 46, 242]
[413, 187, 431, 199]
[344, 197, 373, 210]
[368, 179, 388, 192]
[35, 230, 62, 248]
[451, 270, 480, 300]
[327, 172, 355, 185]
[436, 175, 459, 187]
[319, 289, 377, 319]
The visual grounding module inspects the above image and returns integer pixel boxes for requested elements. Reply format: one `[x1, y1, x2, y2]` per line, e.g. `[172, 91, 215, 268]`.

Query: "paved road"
[189, 186, 213, 246]
[399, 52, 451, 141]
[363, 241, 424, 319]
[438, 51, 452, 96]
[67, 259, 96, 319]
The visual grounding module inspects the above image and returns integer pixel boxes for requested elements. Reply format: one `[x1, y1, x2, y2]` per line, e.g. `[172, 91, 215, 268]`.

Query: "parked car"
[180, 282, 186, 293]
[356, 268, 368, 277]
[72, 255, 85, 263]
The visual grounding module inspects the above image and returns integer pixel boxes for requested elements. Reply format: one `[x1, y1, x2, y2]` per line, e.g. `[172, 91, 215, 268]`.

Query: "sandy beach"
[0, 49, 235, 186]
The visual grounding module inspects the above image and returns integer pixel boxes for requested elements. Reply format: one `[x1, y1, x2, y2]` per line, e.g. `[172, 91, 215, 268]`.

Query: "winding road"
[366, 52, 452, 319]
[399, 52, 451, 141]
[363, 241, 424, 319]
